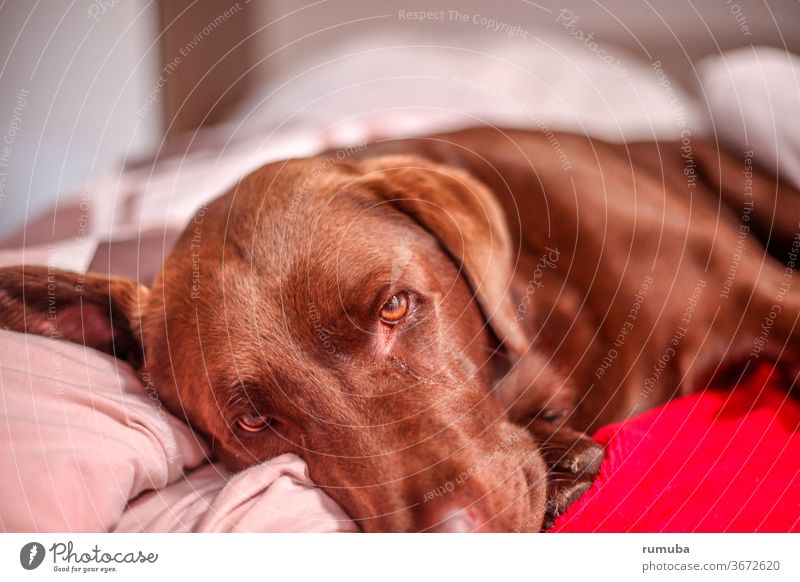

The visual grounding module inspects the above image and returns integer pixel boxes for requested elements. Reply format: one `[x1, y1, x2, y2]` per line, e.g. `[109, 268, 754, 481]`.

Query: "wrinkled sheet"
[0, 330, 353, 533]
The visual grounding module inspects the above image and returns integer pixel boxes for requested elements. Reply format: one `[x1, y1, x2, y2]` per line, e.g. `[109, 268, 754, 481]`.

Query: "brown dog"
[2, 126, 799, 532]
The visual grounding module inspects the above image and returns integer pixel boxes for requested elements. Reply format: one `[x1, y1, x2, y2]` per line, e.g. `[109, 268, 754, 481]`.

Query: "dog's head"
[0, 155, 547, 531]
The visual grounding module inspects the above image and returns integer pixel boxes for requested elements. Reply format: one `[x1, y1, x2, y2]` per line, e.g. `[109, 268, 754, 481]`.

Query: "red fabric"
[552, 364, 800, 532]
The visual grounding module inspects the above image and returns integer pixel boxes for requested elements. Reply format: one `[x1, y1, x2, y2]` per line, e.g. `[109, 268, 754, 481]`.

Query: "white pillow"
[0, 330, 353, 532]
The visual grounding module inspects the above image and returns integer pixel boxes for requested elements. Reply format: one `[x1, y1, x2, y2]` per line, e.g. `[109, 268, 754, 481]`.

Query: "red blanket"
[552, 364, 800, 532]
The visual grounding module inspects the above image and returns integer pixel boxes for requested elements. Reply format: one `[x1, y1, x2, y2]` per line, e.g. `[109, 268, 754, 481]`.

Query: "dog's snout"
[417, 499, 489, 533]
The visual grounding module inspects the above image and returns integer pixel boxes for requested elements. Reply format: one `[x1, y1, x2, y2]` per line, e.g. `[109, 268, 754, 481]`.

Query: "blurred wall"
[0, 0, 160, 232]
[152, 0, 800, 138]
[2, 0, 799, 232]
[252, 0, 800, 89]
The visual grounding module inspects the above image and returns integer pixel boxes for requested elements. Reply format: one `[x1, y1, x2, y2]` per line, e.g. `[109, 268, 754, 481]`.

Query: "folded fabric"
[0, 330, 354, 533]
[552, 363, 800, 532]
[115, 458, 356, 533]
[0, 330, 208, 531]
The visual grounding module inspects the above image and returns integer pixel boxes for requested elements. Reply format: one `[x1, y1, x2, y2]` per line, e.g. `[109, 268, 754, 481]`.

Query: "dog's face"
[0, 155, 547, 532]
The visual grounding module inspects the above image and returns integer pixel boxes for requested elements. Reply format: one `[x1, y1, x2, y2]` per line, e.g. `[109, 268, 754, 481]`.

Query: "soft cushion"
[0, 331, 207, 531]
[115, 458, 356, 533]
[0, 330, 354, 532]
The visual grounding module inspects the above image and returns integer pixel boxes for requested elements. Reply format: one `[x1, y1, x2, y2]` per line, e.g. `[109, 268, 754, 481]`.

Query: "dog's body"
[343, 128, 800, 428]
[2, 126, 799, 532]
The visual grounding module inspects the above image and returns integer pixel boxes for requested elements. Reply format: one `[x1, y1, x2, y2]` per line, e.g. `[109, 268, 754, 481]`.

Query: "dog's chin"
[211, 422, 549, 532]
[516, 452, 549, 532]
[350, 467, 547, 533]
[497, 429, 549, 533]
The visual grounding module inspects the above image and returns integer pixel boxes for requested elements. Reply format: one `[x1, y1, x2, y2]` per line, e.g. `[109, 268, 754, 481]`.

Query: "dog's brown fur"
[2, 127, 799, 532]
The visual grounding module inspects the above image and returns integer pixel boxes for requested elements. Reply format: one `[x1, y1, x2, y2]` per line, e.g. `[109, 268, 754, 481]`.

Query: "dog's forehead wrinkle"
[226, 164, 444, 296]
[278, 244, 417, 324]
[230, 211, 389, 288]
[252, 160, 364, 217]
[216, 161, 322, 252]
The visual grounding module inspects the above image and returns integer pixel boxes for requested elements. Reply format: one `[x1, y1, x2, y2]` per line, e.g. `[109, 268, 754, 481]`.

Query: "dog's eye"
[236, 412, 272, 433]
[379, 292, 409, 324]
[539, 409, 568, 422]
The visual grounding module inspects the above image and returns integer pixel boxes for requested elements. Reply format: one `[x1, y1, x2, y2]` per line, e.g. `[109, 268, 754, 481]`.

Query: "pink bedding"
[0, 331, 352, 533]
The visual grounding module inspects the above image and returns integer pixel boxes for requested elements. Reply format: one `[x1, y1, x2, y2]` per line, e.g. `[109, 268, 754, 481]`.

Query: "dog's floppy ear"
[0, 266, 149, 366]
[356, 155, 528, 354]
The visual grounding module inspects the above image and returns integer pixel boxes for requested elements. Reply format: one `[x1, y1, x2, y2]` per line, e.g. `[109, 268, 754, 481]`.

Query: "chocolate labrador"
[2, 126, 799, 532]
